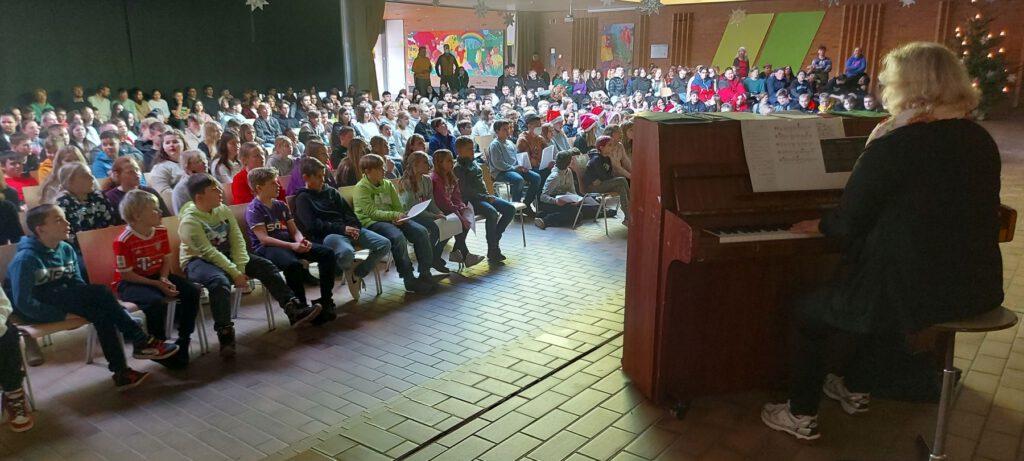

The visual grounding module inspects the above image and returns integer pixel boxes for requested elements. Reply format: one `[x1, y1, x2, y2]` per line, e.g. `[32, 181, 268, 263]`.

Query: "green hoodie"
[353, 176, 403, 227]
[178, 201, 249, 278]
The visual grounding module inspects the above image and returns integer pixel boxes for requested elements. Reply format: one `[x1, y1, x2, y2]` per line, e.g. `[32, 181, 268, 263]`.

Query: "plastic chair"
[567, 153, 620, 236]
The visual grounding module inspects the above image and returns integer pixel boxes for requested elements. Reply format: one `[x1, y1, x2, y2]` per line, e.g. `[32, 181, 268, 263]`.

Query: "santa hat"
[580, 114, 598, 133]
[589, 105, 605, 117]
[546, 110, 564, 124]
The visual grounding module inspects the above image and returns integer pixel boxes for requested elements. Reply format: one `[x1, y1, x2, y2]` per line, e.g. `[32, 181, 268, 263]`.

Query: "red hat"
[580, 114, 598, 132]
[590, 106, 605, 117]
[546, 110, 563, 124]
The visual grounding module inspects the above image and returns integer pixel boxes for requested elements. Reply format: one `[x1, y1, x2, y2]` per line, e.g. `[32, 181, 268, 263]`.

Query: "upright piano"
[622, 113, 883, 408]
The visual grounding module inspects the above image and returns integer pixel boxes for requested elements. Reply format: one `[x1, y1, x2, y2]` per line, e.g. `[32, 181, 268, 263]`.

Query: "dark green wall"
[0, 0, 344, 109]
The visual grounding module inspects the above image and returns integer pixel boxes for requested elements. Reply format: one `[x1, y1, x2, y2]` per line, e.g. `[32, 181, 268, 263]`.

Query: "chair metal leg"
[165, 300, 178, 342]
[18, 333, 36, 409]
[571, 201, 585, 229]
[85, 327, 95, 364]
[264, 290, 276, 332]
[196, 304, 210, 354]
[931, 332, 957, 460]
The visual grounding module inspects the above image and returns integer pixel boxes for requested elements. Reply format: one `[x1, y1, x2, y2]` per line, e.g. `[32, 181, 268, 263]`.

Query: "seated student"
[431, 146, 484, 267]
[602, 124, 631, 180]
[148, 131, 186, 197]
[454, 135, 515, 262]
[370, 135, 402, 177]
[427, 118, 455, 157]
[400, 151, 451, 273]
[535, 149, 596, 229]
[91, 128, 145, 181]
[56, 162, 119, 255]
[268, 136, 295, 178]
[286, 140, 334, 196]
[773, 89, 797, 111]
[584, 136, 630, 227]
[245, 167, 338, 324]
[352, 154, 436, 294]
[0, 289, 32, 432]
[1, 153, 37, 202]
[487, 120, 540, 216]
[335, 138, 370, 187]
[211, 130, 242, 186]
[293, 157, 390, 302]
[10, 204, 178, 389]
[172, 149, 208, 213]
[179, 174, 320, 358]
[105, 156, 171, 219]
[114, 190, 199, 369]
[230, 142, 285, 205]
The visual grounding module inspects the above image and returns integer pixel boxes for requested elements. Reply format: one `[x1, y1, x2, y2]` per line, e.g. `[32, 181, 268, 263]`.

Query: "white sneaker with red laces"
[761, 401, 820, 441]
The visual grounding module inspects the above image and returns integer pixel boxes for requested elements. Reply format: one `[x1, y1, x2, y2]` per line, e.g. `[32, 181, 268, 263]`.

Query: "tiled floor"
[4, 117, 1024, 461]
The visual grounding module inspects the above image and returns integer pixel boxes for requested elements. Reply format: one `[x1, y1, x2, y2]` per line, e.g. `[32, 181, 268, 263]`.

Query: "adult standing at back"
[435, 45, 459, 93]
[761, 41, 1003, 442]
[733, 47, 750, 80]
[844, 47, 867, 79]
[412, 46, 433, 99]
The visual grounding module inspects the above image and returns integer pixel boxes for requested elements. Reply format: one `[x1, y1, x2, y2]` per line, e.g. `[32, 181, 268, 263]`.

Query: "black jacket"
[818, 119, 1002, 333]
[293, 186, 361, 243]
[583, 150, 613, 187]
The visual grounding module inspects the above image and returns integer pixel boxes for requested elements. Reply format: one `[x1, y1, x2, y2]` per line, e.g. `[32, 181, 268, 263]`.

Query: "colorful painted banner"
[599, 23, 635, 71]
[406, 30, 505, 77]
[712, 13, 774, 72]
[756, 11, 826, 69]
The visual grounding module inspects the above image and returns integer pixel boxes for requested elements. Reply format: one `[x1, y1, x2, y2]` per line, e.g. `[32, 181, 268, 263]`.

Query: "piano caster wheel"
[670, 401, 690, 420]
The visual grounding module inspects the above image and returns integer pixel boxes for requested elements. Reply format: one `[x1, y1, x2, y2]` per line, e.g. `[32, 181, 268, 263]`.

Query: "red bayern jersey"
[113, 226, 171, 281]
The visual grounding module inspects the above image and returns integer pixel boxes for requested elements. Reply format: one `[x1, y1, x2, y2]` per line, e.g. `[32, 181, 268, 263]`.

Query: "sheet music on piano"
[739, 115, 850, 193]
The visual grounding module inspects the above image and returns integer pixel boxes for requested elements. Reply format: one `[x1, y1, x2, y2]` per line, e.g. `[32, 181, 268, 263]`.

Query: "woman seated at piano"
[761, 42, 1004, 441]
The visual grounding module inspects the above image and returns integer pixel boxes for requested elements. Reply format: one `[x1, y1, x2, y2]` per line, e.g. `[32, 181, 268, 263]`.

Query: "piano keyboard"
[707, 225, 822, 243]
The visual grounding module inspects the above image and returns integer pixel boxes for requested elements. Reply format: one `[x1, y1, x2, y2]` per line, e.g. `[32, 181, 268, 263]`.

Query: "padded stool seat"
[918, 306, 1019, 460]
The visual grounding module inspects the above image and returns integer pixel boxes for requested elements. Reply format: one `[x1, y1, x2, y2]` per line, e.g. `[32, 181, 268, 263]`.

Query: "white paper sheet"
[400, 199, 431, 222]
[555, 193, 583, 205]
[435, 213, 463, 241]
[740, 118, 851, 192]
[517, 152, 532, 170]
[540, 145, 556, 169]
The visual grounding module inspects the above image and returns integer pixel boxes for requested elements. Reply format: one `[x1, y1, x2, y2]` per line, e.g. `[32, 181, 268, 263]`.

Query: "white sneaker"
[823, 374, 870, 415]
[463, 253, 485, 267]
[344, 269, 361, 302]
[449, 250, 465, 263]
[761, 402, 820, 441]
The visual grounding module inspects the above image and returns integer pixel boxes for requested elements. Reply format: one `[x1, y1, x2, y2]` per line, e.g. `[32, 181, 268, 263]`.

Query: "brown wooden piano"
[622, 113, 1017, 413]
[622, 113, 881, 411]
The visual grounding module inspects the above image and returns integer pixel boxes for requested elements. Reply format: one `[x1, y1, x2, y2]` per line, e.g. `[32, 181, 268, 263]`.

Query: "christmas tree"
[953, 4, 1012, 118]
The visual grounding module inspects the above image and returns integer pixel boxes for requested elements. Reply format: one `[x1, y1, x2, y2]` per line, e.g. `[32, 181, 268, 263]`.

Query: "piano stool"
[916, 306, 1018, 461]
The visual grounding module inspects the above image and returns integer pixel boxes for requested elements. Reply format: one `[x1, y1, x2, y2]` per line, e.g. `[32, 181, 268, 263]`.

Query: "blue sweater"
[8, 236, 85, 323]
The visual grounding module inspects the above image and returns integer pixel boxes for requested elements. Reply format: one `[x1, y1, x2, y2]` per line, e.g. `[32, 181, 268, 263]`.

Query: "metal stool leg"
[917, 331, 957, 460]
[195, 304, 210, 354]
[85, 327, 95, 364]
[18, 333, 36, 409]
[164, 300, 178, 342]
[264, 291, 276, 332]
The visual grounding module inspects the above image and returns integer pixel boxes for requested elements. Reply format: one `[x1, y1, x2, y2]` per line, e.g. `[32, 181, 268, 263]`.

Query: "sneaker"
[432, 261, 451, 273]
[3, 389, 34, 432]
[487, 248, 507, 263]
[449, 250, 465, 263]
[463, 253, 485, 268]
[823, 374, 870, 415]
[112, 368, 150, 391]
[404, 277, 435, 294]
[761, 402, 820, 441]
[419, 272, 443, 286]
[534, 217, 547, 229]
[216, 326, 236, 359]
[344, 269, 362, 302]
[132, 337, 179, 360]
[311, 303, 339, 326]
[23, 338, 44, 367]
[154, 343, 190, 370]
[284, 299, 322, 328]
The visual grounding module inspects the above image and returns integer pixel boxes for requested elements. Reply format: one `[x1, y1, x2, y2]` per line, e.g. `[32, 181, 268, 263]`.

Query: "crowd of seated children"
[353, 154, 438, 294]
[9, 204, 178, 390]
[245, 166, 339, 324]
[179, 173, 319, 357]
[114, 189, 199, 369]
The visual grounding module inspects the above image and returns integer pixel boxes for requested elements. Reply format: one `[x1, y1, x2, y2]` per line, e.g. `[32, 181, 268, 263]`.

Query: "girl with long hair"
[211, 130, 242, 185]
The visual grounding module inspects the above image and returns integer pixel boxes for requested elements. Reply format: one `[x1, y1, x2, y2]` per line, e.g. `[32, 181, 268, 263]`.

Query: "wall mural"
[600, 23, 635, 71]
[405, 29, 506, 77]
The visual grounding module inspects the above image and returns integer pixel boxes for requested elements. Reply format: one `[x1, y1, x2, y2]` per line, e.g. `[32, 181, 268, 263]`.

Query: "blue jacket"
[428, 133, 455, 157]
[845, 56, 866, 77]
[8, 236, 85, 323]
[91, 146, 146, 183]
[765, 76, 788, 104]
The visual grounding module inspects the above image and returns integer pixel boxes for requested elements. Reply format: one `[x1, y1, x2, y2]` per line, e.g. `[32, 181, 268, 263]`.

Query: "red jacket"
[717, 78, 746, 109]
[231, 168, 286, 205]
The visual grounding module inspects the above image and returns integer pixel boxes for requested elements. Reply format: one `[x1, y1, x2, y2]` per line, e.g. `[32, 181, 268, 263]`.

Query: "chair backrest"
[228, 204, 255, 252]
[77, 224, 129, 290]
[479, 162, 496, 196]
[474, 135, 494, 156]
[390, 178, 403, 193]
[0, 243, 18, 284]
[222, 182, 234, 208]
[569, 154, 589, 195]
[22, 186, 42, 209]
[159, 189, 175, 216]
[339, 186, 356, 207]
[162, 215, 185, 276]
[142, 172, 153, 188]
[285, 195, 303, 233]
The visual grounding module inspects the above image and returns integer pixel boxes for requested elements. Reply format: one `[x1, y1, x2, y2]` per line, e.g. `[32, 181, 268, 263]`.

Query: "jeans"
[256, 243, 336, 306]
[367, 220, 433, 279]
[413, 214, 449, 265]
[495, 169, 541, 206]
[471, 198, 515, 247]
[787, 288, 902, 416]
[184, 255, 295, 331]
[589, 177, 630, 219]
[33, 284, 149, 372]
[0, 321, 24, 391]
[117, 274, 200, 344]
[323, 229, 391, 278]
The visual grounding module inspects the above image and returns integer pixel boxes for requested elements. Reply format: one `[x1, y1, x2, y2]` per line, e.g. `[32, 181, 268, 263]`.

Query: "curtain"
[515, 12, 540, 72]
[362, 0, 387, 97]
[341, 0, 386, 97]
